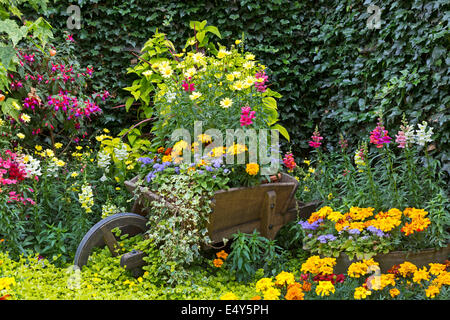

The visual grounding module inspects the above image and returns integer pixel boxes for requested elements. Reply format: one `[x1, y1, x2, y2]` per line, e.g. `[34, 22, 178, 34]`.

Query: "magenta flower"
[370, 122, 392, 148]
[240, 106, 256, 127]
[66, 34, 74, 42]
[308, 128, 323, 148]
[182, 79, 195, 92]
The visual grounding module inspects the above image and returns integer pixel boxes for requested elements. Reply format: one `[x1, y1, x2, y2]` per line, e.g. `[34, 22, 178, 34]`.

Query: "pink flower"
[369, 122, 392, 148]
[240, 106, 256, 127]
[66, 34, 74, 42]
[395, 130, 407, 148]
[283, 152, 297, 171]
[255, 70, 268, 92]
[182, 79, 195, 92]
[308, 128, 323, 148]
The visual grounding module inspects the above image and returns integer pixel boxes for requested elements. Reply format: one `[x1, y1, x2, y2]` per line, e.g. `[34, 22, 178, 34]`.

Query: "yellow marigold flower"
[227, 143, 247, 155]
[235, 39, 241, 45]
[16, 133, 25, 139]
[348, 261, 369, 278]
[389, 288, 400, 298]
[425, 285, 440, 298]
[315, 281, 335, 297]
[76, 146, 83, 150]
[398, 262, 418, 277]
[263, 287, 280, 300]
[162, 155, 172, 163]
[354, 286, 371, 300]
[220, 292, 238, 300]
[54, 142, 63, 149]
[428, 263, 446, 276]
[213, 258, 223, 268]
[35, 145, 43, 151]
[255, 278, 274, 293]
[275, 271, 295, 286]
[303, 159, 310, 166]
[327, 210, 343, 222]
[433, 271, 450, 287]
[71, 172, 79, 178]
[197, 134, 212, 144]
[246, 163, 259, 176]
[413, 267, 430, 284]
[172, 140, 189, 154]
[103, 128, 110, 133]
[403, 208, 428, 219]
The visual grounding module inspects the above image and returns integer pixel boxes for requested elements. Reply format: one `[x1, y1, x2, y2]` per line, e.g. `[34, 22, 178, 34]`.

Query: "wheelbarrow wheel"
[73, 212, 148, 268]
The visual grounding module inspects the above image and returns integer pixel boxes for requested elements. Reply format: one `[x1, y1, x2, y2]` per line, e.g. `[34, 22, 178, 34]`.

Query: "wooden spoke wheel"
[74, 212, 148, 268]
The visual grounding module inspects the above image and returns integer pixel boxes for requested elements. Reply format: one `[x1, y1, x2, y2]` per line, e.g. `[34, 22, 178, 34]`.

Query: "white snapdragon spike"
[25, 156, 42, 177]
[97, 149, 111, 168]
[165, 91, 176, 103]
[415, 121, 433, 146]
[78, 184, 94, 213]
[113, 143, 128, 161]
[403, 124, 415, 145]
[45, 161, 59, 177]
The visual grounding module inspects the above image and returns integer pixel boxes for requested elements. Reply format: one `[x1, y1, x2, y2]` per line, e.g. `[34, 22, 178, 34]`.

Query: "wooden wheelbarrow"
[74, 173, 301, 275]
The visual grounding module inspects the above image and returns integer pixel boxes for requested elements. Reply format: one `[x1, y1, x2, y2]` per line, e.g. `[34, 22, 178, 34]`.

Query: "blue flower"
[223, 168, 230, 174]
[367, 226, 386, 237]
[348, 228, 361, 235]
[298, 218, 323, 230]
[146, 171, 156, 183]
[174, 167, 180, 174]
[205, 166, 214, 172]
[137, 157, 153, 165]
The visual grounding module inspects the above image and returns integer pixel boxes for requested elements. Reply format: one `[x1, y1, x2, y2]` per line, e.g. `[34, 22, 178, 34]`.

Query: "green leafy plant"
[227, 230, 286, 282]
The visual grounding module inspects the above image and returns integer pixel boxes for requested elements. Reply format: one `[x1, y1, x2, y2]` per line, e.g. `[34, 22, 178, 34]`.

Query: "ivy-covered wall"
[35, 0, 449, 175]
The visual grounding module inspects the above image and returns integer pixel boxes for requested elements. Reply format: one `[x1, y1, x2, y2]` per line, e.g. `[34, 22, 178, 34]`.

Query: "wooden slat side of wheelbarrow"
[124, 173, 299, 243]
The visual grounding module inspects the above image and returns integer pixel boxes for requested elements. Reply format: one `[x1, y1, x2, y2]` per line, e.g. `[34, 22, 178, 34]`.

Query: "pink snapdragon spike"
[240, 106, 256, 127]
[369, 122, 392, 148]
[182, 78, 195, 92]
[255, 70, 268, 92]
[308, 128, 323, 148]
[395, 130, 407, 148]
[283, 152, 297, 171]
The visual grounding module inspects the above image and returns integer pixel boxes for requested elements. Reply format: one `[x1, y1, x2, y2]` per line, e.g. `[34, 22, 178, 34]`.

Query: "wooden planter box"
[124, 173, 300, 243]
[332, 244, 450, 274]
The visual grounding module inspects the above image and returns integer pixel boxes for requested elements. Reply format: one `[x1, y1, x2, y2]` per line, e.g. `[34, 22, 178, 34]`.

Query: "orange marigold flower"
[216, 250, 228, 260]
[389, 288, 400, 298]
[157, 147, 165, 154]
[302, 281, 312, 292]
[213, 258, 224, 268]
[251, 295, 261, 300]
[285, 285, 305, 300]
